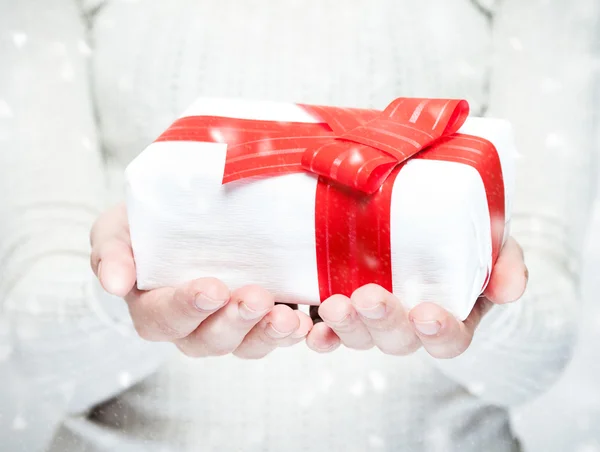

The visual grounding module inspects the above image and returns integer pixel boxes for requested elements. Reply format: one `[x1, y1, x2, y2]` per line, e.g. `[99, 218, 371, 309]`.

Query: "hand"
[306, 237, 528, 358]
[90, 203, 312, 359]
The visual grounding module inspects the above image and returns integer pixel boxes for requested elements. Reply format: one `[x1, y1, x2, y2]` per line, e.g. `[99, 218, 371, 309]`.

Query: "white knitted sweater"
[0, 0, 598, 451]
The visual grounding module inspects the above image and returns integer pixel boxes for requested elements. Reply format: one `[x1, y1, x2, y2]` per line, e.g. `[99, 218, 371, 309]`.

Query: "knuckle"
[353, 283, 385, 299]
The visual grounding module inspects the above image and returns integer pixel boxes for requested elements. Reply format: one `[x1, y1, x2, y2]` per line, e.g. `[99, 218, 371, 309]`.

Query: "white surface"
[126, 98, 516, 319]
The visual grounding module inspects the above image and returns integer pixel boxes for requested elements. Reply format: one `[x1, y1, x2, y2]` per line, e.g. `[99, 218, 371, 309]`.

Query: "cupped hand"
[90, 203, 312, 359]
[307, 237, 528, 359]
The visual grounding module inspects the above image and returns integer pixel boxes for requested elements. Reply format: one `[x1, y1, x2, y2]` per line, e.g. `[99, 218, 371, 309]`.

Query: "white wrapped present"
[125, 97, 516, 320]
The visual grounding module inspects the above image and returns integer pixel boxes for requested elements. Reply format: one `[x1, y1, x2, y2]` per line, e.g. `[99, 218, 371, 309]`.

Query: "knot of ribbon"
[300, 98, 470, 193]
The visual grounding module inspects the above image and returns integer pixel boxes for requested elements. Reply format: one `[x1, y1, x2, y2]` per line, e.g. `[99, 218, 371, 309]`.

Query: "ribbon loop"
[301, 98, 470, 193]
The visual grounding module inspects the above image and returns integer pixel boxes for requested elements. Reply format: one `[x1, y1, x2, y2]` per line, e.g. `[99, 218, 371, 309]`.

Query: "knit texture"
[0, 0, 598, 451]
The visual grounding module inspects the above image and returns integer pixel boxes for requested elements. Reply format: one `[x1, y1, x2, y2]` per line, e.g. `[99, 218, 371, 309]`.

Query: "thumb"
[95, 240, 137, 297]
[90, 203, 137, 297]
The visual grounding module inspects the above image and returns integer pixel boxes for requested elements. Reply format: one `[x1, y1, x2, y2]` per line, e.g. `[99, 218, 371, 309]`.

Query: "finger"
[306, 322, 341, 353]
[485, 236, 528, 304]
[318, 295, 373, 350]
[233, 304, 304, 359]
[125, 277, 230, 342]
[408, 299, 491, 359]
[350, 284, 421, 356]
[176, 285, 274, 357]
[277, 310, 313, 347]
[90, 204, 136, 297]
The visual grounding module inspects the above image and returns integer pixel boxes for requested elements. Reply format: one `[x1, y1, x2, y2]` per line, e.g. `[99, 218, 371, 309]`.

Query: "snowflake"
[545, 133, 565, 148]
[368, 435, 385, 448]
[11, 415, 27, 431]
[426, 426, 452, 452]
[456, 61, 479, 78]
[540, 77, 563, 93]
[246, 428, 266, 445]
[348, 147, 364, 165]
[402, 277, 422, 309]
[0, 99, 14, 118]
[209, 128, 225, 143]
[0, 344, 13, 362]
[319, 372, 335, 393]
[50, 41, 67, 56]
[61, 63, 75, 81]
[12, 32, 27, 48]
[348, 380, 365, 397]
[81, 137, 93, 149]
[368, 371, 387, 393]
[297, 389, 316, 408]
[118, 371, 132, 387]
[509, 37, 523, 52]
[577, 442, 600, 452]
[78, 40, 92, 56]
[467, 381, 486, 396]
[118, 75, 133, 92]
[545, 315, 566, 331]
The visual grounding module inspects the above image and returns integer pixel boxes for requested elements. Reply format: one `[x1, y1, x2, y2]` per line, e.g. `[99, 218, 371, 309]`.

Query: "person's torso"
[56, 1, 518, 450]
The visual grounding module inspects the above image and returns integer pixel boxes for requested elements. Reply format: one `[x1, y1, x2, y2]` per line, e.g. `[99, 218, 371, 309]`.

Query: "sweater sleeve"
[0, 1, 170, 450]
[431, 0, 599, 407]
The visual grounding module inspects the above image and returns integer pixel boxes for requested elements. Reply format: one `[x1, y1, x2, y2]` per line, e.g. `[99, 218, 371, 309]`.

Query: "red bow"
[300, 98, 469, 193]
[156, 98, 504, 302]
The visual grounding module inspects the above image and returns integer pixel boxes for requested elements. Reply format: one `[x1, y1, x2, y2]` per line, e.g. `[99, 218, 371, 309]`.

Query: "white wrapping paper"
[125, 98, 516, 320]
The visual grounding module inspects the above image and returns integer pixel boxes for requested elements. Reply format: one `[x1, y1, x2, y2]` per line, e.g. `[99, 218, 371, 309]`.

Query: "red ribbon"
[156, 98, 505, 302]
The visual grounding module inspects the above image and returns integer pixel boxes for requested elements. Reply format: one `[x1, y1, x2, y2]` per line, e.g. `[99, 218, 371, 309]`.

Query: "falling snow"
[78, 40, 92, 56]
[368, 371, 387, 393]
[11, 416, 27, 431]
[297, 388, 317, 408]
[348, 380, 365, 397]
[319, 372, 335, 393]
[50, 41, 67, 56]
[467, 381, 486, 396]
[509, 37, 523, 52]
[0, 99, 14, 118]
[348, 147, 364, 165]
[11, 32, 27, 48]
[118, 371, 132, 387]
[0, 344, 13, 362]
[209, 128, 225, 143]
[426, 426, 452, 452]
[545, 133, 565, 148]
[81, 137, 93, 149]
[368, 435, 385, 448]
[578, 443, 600, 452]
[61, 63, 75, 81]
[540, 77, 563, 93]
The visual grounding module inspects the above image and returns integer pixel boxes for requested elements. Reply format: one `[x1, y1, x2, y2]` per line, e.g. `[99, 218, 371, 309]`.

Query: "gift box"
[125, 97, 516, 320]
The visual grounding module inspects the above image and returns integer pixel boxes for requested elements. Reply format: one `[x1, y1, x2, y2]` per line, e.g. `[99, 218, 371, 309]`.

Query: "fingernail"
[239, 302, 269, 321]
[265, 323, 293, 339]
[412, 320, 441, 336]
[356, 303, 386, 320]
[99, 261, 129, 296]
[194, 293, 227, 312]
[325, 310, 350, 325]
